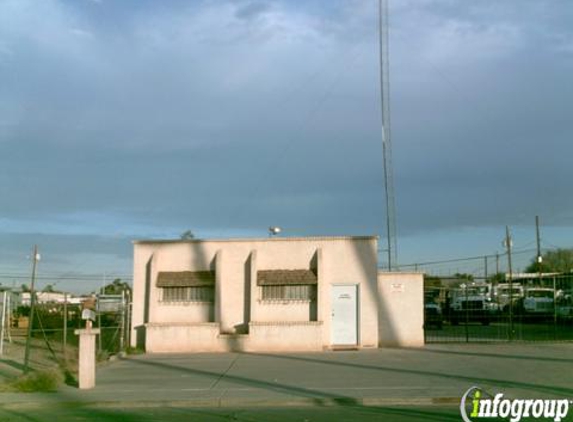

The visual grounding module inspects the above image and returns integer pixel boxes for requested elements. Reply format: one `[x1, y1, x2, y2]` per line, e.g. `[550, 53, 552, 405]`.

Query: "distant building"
[21, 291, 67, 306]
[20, 291, 84, 306]
[131, 236, 424, 353]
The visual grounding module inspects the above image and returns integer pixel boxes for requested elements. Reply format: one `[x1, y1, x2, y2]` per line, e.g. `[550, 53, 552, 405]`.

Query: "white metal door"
[331, 285, 358, 345]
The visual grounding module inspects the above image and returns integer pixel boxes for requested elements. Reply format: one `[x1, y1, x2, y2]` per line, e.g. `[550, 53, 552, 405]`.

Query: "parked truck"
[448, 284, 492, 325]
[494, 283, 524, 313]
[523, 287, 555, 315]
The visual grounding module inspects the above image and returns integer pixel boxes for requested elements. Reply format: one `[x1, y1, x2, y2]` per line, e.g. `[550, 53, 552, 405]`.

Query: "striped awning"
[156, 271, 215, 287]
[257, 270, 317, 286]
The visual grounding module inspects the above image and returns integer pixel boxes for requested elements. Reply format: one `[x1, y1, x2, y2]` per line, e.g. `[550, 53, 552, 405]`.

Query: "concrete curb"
[0, 396, 461, 411]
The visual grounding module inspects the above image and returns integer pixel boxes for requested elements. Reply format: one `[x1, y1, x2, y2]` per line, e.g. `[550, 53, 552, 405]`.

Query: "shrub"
[125, 346, 144, 355]
[11, 369, 62, 392]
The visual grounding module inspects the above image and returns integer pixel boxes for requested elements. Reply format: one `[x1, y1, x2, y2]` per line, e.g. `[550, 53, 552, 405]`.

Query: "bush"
[96, 350, 109, 362]
[11, 369, 62, 392]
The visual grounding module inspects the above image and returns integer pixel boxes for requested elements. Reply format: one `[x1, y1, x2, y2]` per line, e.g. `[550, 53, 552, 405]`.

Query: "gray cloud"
[0, 0, 572, 281]
[235, 1, 271, 21]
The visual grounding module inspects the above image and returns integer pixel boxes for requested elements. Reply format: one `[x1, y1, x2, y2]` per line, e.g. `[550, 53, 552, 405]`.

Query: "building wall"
[131, 236, 379, 352]
[377, 272, 424, 347]
[152, 303, 214, 324]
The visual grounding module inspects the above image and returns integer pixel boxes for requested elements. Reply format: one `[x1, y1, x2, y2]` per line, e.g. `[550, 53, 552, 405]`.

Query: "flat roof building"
[131, 236, 423, 353]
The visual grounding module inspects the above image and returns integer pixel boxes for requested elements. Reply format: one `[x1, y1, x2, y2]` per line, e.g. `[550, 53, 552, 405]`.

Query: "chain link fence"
[0, 293, 130, 377]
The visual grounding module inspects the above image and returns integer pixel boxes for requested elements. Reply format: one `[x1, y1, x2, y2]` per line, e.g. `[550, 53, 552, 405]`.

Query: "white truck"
[494, 283, 524, 312]
[448, 284, 492, 325]
[523, 288, 554, 315]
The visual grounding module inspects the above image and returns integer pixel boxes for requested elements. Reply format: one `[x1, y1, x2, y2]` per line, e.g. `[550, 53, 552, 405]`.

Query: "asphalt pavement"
[0, 342, 571, 412]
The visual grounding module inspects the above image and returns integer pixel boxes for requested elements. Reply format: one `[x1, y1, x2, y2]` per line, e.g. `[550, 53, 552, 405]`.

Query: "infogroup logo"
[460, 386, 571, 422]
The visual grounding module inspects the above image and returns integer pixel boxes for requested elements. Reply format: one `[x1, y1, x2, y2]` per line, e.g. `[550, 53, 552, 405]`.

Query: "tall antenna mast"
[379, 0, 397, 269]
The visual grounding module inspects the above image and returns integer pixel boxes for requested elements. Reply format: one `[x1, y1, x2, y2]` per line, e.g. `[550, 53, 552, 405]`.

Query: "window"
[162, 286, 214, 303]
[261, 284, 316, 301]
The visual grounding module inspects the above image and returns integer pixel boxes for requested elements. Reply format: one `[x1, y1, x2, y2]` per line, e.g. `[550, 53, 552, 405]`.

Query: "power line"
[399, 253, 501, 268]
[399, 248, 541, 269]
[0, 274, 132, 281]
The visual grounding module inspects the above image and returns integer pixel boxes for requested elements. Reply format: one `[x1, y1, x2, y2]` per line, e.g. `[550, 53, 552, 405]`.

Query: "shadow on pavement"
[248, 352, 573, 397]
[124, 356, 362, 405]
[415, 347, 573, 364]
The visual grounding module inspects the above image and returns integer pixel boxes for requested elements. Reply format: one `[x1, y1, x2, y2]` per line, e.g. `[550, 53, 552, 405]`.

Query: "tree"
[102, 278, 132, 295]
[526, 248, 573, 274]
[453, 273, 474, 282]
[424, 275, 442, 288]
[487, 273, 505, 284]
[180, 230, 195, 240]
[42, 284, 55, 293]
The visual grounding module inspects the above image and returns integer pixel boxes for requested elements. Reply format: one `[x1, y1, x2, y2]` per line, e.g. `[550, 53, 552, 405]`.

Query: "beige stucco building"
[131, 236, 423, 353]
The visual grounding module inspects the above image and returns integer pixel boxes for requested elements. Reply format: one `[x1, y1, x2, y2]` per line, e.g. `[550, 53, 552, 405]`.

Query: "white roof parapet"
[133, 235, 378, 244]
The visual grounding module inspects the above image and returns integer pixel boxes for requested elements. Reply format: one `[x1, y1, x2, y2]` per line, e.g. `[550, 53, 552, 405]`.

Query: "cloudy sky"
[1, 0, 572, 292]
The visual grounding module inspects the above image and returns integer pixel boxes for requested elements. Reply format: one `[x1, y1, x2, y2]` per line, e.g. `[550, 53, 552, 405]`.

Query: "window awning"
[157, 271, 215, 287]
[257, 270, 317, 286]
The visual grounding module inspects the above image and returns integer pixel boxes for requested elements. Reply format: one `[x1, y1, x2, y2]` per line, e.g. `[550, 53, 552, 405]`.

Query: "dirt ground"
[0, 333, 78, 385]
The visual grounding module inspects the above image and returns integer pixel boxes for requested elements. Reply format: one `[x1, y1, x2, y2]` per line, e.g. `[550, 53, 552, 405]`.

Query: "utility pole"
[496, 252, 500, 275]
[23, 245, 40, 373]
[484, 256, 488, 281]
[97, 273, 106, 354]
[504, 227, 514, 340]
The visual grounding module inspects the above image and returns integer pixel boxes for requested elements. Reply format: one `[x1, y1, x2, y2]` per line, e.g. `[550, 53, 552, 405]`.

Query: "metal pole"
[484, 256, 488, 281]
[505, 227, 514, 340]
[464, 284, 469, 343]
[63, 292, 67, 359]
[553, 276, 557, 340]
[379, 0, 396, 270]
[119, 290, 125, 353]
[98, 274, 104, 354]
[6, 293, 11, 343]
[126, 290, 132, 349]
[536, 215, 542, 286]
[23, 245, 39, 373]
[97, 297, 102, 354]
[0, 291, 6, 355]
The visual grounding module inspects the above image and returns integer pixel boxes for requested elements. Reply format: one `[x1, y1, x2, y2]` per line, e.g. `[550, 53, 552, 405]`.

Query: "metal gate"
[424, 275, 573, 343]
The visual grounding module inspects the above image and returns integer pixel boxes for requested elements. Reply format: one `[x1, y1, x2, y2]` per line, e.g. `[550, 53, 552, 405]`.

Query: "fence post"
[75, 321, 100, 389]
[464, 284, 469, 343]
[97, 295, 102, 354]
[119, 290, 125, 353]
[63, 292, 68, 359]
[0, 290, 6, 355]
[553, 276, 557, 340]
[126, 290, 131, 349]
[504, 227, 514, 341]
